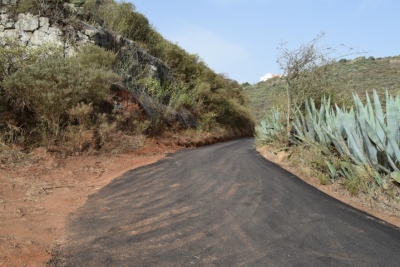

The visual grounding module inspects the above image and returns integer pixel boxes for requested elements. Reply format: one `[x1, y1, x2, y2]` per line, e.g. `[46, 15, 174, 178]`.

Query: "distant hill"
[245, 55, 400, 122]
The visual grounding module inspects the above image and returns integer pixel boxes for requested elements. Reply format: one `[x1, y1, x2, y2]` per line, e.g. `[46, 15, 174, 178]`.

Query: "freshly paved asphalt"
[50, 138, 400, 266]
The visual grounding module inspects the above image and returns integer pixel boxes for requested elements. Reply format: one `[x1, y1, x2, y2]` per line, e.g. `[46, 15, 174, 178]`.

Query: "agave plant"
[292, 96, 331, 144]
[256, 108, 284, 143]
[291, 89, 400, 187]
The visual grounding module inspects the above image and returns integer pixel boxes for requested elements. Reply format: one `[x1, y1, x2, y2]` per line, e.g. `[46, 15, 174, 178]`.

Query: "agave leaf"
[391, 171, 400, 184]
[342, 114, 369, 165]
[325, 128, 363, 165]
[385, 152, 400, 173]
[339, 166, 353, 180]
[326, 161, 336, 179]
[373, 89, 385, 143]
[370, 170, 383, 187]
[323, 127, 345, 155]
[325, 96, 331, 111]
[378, 117, 400, 162]
[396, 94, 400, 122]
[365, 121, 386, 151]
[304, 100, 315, 140]
[318, 100, 325, 125]
[365, 92, 375, 124]
[324, 110, 331, 132]
[375, 163, 391, 175]
[324, 106, 335, 133]
[335, 104, 347, 135]
[354, 97, 378, 166]
[314, 122, 327, 144]
[292, 120, 305, 140]
[309, 100, 327, 143]
[353, 92, 364, 114]
[386, 91, 399, 146]
[310, 98, 317, 118]
[295, 103, 307, 137]
[358, 119, 378, 166]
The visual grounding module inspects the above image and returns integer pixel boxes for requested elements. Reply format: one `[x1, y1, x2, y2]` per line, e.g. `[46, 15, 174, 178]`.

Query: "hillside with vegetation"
[0, 0, 255, 164]
[250, 45, 400, 213]
[246, 55, 400, 123]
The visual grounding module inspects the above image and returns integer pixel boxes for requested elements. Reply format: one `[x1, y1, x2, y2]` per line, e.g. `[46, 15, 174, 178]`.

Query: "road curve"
[50, 138, 400, 266]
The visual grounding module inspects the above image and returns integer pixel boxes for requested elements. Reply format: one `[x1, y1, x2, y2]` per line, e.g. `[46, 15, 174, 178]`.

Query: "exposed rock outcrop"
[0, 0, 195, 128]
[0, 0, 173, 83]
[2, 13, 63, 46]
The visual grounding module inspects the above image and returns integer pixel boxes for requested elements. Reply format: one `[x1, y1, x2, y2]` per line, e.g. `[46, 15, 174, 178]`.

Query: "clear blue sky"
[131, 0, 399, 84]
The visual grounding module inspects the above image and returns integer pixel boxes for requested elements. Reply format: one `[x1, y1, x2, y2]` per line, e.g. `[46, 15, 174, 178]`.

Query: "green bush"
[1, 49, 120, 144]
[14, 0, 68, 20]
[0, 41, 62, 82]
[82, 0, 164, 56]
[14, 0, 38, 14]
[72, 0, 86, 7]
[76, 45, 116, 69]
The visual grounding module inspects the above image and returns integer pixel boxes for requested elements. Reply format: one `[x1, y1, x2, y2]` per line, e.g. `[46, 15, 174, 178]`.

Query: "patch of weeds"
[343, 178, 361, 196]
[0, 141, 30, 167]
[317, 173, 331, 185]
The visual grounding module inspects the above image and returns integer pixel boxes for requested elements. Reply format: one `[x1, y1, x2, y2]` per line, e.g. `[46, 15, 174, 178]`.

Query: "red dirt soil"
[0, 139, 180, 267]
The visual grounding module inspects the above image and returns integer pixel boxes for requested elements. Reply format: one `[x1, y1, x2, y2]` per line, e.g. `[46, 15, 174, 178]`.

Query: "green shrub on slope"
[1, 46, 120, 144]
[80, 0, 255, 136]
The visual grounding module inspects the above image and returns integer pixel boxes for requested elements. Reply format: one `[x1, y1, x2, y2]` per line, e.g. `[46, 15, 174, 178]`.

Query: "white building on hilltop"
[260, 73, 282, 82]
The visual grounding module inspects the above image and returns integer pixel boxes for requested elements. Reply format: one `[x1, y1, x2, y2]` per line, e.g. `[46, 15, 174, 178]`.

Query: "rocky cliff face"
[1, 12, 64, 45]
[1, 0, 69, 49]
[0, 0, 173, 83]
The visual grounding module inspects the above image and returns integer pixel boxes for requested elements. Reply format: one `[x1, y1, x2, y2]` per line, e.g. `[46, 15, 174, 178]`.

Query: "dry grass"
[0, 141, 33, 168]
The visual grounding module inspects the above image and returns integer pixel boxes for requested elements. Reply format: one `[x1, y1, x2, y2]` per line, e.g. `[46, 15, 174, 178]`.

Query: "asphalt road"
[50, 138, 400, 267]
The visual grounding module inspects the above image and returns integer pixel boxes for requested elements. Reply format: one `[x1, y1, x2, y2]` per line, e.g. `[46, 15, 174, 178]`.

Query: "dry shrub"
[63, 126, 94, 153]
[92, 114, 146, 153]
[68, 102, 93, 129]
[1, 48, 120, 147]
[94, 114, 116, 149]
[198, 112, 217, 132]
[133, 120, 151, 135]
[76, 45, 116, 69]
[0, 140, 29, 166]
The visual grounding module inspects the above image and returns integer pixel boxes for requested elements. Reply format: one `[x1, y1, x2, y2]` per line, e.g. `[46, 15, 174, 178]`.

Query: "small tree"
[276, 32, 335, 138]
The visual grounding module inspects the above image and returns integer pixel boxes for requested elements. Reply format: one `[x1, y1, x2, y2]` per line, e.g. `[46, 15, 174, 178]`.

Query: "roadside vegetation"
[247, 54, 400, 123]
[0, 0, 255, 165]
[251, 34, 400, 205]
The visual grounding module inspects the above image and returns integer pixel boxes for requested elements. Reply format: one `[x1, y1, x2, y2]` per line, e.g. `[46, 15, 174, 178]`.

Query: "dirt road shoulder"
[0, 147, 172, 267]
